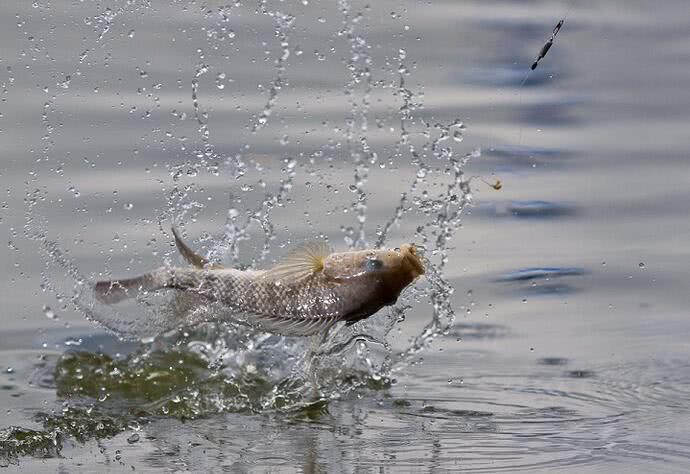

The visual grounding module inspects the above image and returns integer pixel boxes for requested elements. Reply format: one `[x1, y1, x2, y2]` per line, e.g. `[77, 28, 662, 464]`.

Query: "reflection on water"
[2, 0, 690, 472]
[493, 267, 588, 297]
[447, 322, 511, 340]
[476, 200, 578, 219]
[495, 267, 587, 281]
[481, 145, 575, 173]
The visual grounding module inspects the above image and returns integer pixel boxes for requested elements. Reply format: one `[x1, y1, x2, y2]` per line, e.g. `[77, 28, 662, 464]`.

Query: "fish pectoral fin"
[171, 226, 224, 270]
[263, 241, 331, 283]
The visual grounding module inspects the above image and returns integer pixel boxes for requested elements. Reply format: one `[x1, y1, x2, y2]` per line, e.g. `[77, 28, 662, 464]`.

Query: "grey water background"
[2, 0, 690, 471]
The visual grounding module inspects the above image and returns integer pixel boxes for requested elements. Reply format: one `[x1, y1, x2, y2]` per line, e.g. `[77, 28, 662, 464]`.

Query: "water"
[2, 0, 690, 471]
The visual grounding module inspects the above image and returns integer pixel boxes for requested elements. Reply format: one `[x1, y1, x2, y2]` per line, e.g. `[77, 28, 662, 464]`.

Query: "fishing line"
[473, 1, 575, 194]
[515, 0, 575, 148]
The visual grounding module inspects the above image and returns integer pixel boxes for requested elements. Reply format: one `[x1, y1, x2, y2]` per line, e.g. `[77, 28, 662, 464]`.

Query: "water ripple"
[495, 267, 588, 282]
[477, 200, 578, 219]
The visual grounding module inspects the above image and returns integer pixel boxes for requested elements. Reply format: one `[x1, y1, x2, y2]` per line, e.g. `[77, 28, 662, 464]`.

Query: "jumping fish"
[94, 228, 425, 337]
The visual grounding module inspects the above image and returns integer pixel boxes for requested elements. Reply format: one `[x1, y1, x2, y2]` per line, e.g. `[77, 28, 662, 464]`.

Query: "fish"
[94, 228, 425, 337]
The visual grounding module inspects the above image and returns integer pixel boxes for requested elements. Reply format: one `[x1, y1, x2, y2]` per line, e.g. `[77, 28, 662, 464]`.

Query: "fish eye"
[365, 258, 384, 272]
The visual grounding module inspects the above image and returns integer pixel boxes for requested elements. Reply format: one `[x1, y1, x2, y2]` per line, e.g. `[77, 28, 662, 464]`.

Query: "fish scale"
[165, 268, 364, 335]
[95, 229, 424, 337]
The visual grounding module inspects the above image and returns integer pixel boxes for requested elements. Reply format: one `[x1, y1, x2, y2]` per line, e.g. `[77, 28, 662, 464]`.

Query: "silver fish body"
[95, 230, 425, 336]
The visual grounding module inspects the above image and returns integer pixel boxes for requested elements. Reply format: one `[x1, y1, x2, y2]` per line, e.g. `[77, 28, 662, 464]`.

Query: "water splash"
[24, 0, 480, 418]
[253, 4, 294, 133]
[88, 1, 152, 42]
[339, 0, 375, 249]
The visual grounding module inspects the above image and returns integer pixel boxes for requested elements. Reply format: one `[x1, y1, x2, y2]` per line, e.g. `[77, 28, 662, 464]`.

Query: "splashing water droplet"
[42, 305, 58, 320]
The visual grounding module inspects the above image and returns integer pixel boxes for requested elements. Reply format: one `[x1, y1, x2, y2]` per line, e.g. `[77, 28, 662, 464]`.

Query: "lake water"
[2, 0, 690, 472]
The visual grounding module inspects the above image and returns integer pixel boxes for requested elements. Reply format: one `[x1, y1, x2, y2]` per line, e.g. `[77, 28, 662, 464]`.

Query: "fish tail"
[94, 267, 172, 304]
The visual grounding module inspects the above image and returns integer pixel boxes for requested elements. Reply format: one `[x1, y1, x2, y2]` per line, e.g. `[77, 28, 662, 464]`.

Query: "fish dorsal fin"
[171, 227, 224, 270]
[265, 241, 331, 283]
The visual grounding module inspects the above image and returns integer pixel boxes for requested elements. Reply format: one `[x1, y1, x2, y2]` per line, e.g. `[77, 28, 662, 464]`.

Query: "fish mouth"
[400, 244, 425, 278]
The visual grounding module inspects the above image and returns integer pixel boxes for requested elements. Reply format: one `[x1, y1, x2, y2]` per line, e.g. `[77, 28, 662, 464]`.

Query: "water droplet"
[42, 305, 57, 320]
[64, 338, 82, 346]
[124, 203, 133, 210]
[638, 262, 645, 269]
[128, 29, 135, 38]
[57, 75, 71, 89]
[215, 72, 226, 90]
[127, 433, 140, 444]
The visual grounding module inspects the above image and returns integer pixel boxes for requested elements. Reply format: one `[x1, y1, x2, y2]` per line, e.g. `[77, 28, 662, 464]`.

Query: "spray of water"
[24, 0, 480, 410]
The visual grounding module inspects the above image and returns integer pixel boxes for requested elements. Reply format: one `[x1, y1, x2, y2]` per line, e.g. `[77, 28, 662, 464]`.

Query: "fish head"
[323, 244, 425, 300]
